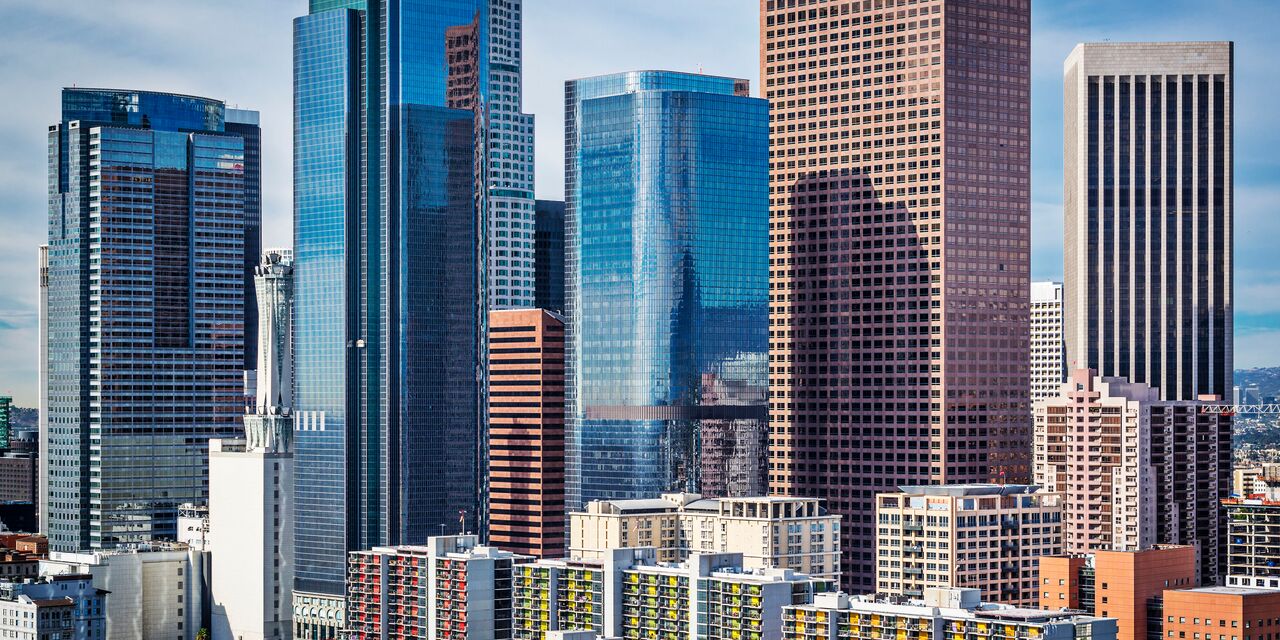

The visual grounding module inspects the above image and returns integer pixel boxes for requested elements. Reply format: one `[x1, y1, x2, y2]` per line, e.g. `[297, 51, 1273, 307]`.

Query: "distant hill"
[1235, 367, 1280, 401]
[8, 407, 36, 432]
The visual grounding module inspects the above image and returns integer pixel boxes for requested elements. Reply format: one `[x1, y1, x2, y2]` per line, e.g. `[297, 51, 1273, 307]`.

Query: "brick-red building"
[487, 309, 565, 558]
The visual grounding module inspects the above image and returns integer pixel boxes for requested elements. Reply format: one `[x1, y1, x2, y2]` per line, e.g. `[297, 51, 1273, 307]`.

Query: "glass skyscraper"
[564, 71, 770, 510]
[292, 0, 488, 614]
[44, 88, 257, 551]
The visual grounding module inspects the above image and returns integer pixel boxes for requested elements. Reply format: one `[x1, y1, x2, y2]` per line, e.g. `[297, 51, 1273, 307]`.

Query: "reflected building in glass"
[292, 0, 488, 622]
[564, 71, 770, 509]
[44, 88, 256, 551]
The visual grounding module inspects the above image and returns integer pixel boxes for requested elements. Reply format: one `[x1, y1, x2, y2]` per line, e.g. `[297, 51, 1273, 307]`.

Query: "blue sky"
[0, 0, 1276, 405]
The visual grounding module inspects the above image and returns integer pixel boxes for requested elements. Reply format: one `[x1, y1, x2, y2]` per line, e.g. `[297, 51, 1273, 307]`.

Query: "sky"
[0, 0, 1277, 406]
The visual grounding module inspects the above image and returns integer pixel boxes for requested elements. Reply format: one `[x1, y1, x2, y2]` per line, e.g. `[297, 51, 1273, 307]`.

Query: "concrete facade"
[1033, 369, 1228, 582]
[41, 545, 207, 640]
[875, 485, 1062, 607]
[569, 493, 841, 582]
[209, 250, 294, 640]
[1223, 490, 1280, 587]
[1030, 282, 1066, 403]
[1063, 42, 1233, 403]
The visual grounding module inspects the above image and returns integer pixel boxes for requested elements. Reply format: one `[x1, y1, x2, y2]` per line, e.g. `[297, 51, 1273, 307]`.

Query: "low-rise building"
[875, 485, 1062, 607]
[1162, 586, 1280, 633]
[0, 574, 106, 640]
[570, 493, 841, 582]
[1036, 546, 1196, 640]
[0, 535, 47, 580]
[346, 535, 524, 640]
[40, 543, 208, 640]
[513, 548, 655, 639]
[1223, 489, 1280, 587]
[782, 588, 1118, 640]
[617, 553, 830, 640]
[0, 453, 36, 503]
[1231, 465, 1280, 497]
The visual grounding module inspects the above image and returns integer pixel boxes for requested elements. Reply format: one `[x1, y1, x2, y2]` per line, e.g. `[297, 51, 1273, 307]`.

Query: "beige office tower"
[874, 484, 1062, 607]
[1033, 369, 1228, 583]
[1030, 282, 1066, 403]
[569, 493, 841, 582]
[761, 0, 1033, 592]
[1063, 42, 1233, 403]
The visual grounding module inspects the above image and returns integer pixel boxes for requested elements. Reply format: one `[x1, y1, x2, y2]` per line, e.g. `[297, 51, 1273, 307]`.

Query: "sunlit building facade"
[761, 0, 1034, 592]
[44, 88, 256, 551]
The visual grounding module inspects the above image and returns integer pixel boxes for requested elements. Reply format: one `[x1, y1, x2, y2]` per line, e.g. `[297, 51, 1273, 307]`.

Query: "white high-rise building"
[209, 250, 295, 640]
[1063, 42, 1233, 402]
[1030, 281, 1066, 403]
[487, 0, 536, 309]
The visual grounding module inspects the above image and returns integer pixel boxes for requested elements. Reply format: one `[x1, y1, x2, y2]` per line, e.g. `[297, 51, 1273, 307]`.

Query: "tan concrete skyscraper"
[761, 0, 1032, 591]
[1063, 42, 1233, 402]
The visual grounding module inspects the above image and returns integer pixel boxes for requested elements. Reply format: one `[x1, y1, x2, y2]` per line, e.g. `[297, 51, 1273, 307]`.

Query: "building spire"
[245, 249, 294, 452]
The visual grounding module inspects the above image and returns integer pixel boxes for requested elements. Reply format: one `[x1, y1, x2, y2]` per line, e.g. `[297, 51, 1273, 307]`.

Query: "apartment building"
[1030, 282, 1066, 403]
[875, 485, 1062, 607]
[1033, 369, 1228, 582]
[570, 493, 841, 581]
[781, 588, 1117, 640]
[346, 536, 524, 640]
[1224, 489, 1280, 588]
[618, 553, 830, 640]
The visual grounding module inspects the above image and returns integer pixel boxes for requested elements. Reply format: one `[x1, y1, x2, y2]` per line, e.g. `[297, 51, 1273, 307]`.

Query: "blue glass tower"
[44, 89, 257, 551]
[292, 0, 487, 608]
[564, 71, 770, 510]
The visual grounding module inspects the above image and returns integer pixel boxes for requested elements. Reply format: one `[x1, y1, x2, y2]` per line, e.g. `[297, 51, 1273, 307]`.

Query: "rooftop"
[896, 484, 1041, 497]
[1176, 585, 1280, 596]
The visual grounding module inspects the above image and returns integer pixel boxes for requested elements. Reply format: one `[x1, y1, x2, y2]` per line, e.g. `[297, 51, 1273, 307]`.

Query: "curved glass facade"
[564, 71, 769, 509]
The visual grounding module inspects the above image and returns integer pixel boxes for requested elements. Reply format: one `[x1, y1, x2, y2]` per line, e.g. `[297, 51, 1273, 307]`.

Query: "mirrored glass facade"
[564, 71, 769, 510]
[292, 0, 487, 601]
[45, 89, 256, 551]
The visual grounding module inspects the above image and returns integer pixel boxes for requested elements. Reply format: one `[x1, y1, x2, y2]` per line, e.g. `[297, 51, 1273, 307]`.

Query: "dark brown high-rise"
[761, 0, 1032, 592]
[488, 309, 566, 558]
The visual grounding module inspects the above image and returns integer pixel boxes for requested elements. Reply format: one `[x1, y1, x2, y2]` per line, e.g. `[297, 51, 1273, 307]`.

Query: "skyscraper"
[533, 200, 565, 314]
[44, 88, 257, 551]
[292, 0, 487, 620]
[761, 0, 1033, 591]
[225, 109, 264, 371]
[1030, 281, 1066, 403]
[209, 250, 295, 640]
[564, 71, 769, 508]
[488, 308, 566, 558]
[1063, 42, 1233, 402]
[487, 0, 536, 310]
